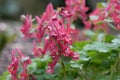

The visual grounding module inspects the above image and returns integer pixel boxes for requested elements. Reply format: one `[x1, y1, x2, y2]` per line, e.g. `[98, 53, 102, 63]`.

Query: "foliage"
[72, 30, 120, 80]
[1, 0, 120, 80]
[0, 71, 11, 80]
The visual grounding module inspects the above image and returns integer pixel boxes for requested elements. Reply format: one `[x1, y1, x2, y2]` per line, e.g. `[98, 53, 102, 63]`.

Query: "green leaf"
[107, 23, 116, 29]
[95, 75, 108, 80]
[104, 19, 113, 23]
[0, 71, 10, 80]
[108, 38, 120, 49]
[107, 44, 119, 50]
[97, 2, 107, 8]
[83, 42, 109, 53]
[72, 41, 89, 51]
[61, 56, 71, 64]
[79, 50, 90, 61]
[41, 54, 51, 62]
[97, 33, 104, 42]
[112, 39, 120, 45]
[27, 62, 37, 74]
[87, 51, 97, 57]
[89, 15, 99, 21]
[70, 61, 83, 68]
[91, 57, 102, 64]
[105, 34, 115, 42]
[54, 63, 62, 74]
[80, 54, 90, 61]
[113, 75, 120, 80]
[83, 30, 95, 38]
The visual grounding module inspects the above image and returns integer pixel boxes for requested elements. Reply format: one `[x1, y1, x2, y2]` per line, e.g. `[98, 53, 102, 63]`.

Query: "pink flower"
[20, 15, 34, 38]
[46, 61, 57, 74]
[20, 3, 79, 74]
[16, 48, 31, 79]
[89, 8, 109, 31]
[42, 3, 55, 20]
[70, 52, 79, 60]
[111, 5, 120, 30]
[8, 49, 19, 80]
[8, 48, 31, 80]
[32, 41, 45, 57]
[83, 20, 92, 30]
[59, 8, 72, 18]
[65, 0, 89, 20]
[104, 0, 120, 30]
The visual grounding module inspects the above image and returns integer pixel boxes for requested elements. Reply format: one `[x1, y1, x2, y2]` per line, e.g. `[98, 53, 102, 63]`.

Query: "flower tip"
[46, 67, 54, 74]
[72, 52, 79, 60]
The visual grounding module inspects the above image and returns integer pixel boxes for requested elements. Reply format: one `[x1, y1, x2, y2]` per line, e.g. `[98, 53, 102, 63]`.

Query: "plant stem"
[95, 28, 100, 41]
[79, 67, 88, 80]
[109, 56, 119, 80]
[60, 59, 67, 80]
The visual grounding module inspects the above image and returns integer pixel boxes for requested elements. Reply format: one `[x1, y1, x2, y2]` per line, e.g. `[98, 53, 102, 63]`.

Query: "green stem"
[79, 68, 87, 80]
[60, 59, 67, 80]
[103, 31, 106, 42]
[95, 28, 100, 41]
[109, 56, 119, 80]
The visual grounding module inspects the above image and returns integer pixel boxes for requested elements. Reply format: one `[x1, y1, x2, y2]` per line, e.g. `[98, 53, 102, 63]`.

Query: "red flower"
[8, 49, 19, 80]
[111, 5, 120, 30]
[32, 41, 45, 57]
[16, 48, 31, 79]
[20, 3, 79, 74]
[42, 3, 55, 20]
[83, 20, 92, 30]
[65, 0, 89, 20]
[105, 0, 120, 30]
[8, 49, 31, 80]
[46, 61, 57, 74]
[20, 15, 34, 38]
[89, 8, 110, 31]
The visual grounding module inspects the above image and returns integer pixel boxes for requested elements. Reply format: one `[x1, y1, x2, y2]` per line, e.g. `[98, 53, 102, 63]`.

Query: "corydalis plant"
[20, 3, 79, 74]
[8, 48, 31, 80]
[107, 0, 120, 29]
[65, 0, 89, 20]
[7, 0, 120, 79]
[84, 0, 120, 31]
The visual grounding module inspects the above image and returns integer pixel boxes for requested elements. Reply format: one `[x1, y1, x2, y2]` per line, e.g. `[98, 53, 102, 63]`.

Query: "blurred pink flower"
[20, 15, 34, 38]
[20, 3, 79, 74]
[8, 48, 31, 80]
[65, 0, 89, 20]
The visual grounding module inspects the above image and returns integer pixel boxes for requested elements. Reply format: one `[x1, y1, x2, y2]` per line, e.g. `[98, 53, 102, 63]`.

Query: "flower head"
[20, 15, 34, 38]
[8, 48, 31, 80]
[20, 3, 79, 74]
[65, 0, 89, 20]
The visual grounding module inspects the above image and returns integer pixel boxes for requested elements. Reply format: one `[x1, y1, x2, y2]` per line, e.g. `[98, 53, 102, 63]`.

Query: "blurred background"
[0, 0, 66, 20]
[0, 0, 108, 20]
[0, 0, 110, 75]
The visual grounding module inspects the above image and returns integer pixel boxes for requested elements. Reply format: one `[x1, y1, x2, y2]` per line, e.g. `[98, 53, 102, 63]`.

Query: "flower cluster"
[108, 0, 120, 30]
[87, 0, 120, 30]
[8, 48, 31, 80]
[7, 0, 120, 79]
[20, 3, 79, 74]
[89, 8, 109, 31]
[65, 0, 89, 20]
[83, 0, 120, 32]
[20, 15, 33, 39]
